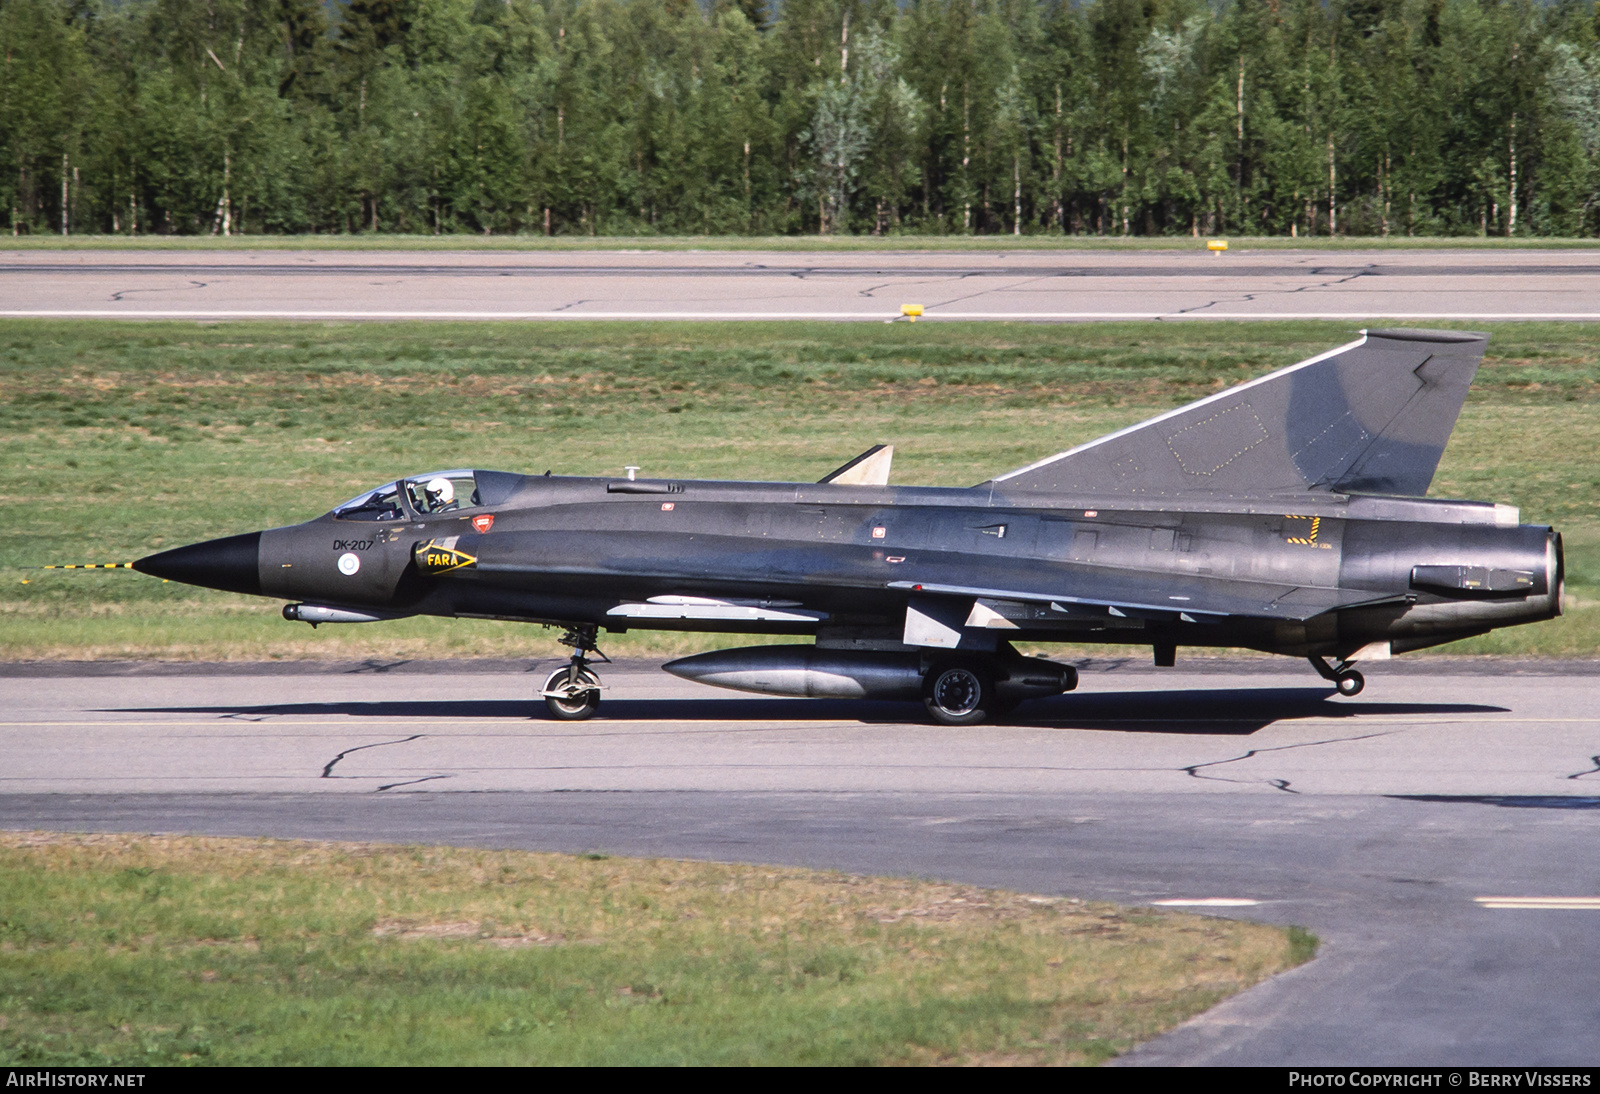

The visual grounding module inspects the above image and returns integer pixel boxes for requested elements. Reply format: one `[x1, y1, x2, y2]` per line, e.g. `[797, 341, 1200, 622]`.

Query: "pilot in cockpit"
[422, 477, 458, 512]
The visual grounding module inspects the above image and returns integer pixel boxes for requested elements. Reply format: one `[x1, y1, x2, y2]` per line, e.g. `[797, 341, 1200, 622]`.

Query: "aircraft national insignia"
[415, 538, 477, 574]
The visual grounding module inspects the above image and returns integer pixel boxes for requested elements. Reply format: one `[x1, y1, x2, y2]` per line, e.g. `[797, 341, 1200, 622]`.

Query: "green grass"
[0, 832, 1306, 1066]
[1285, 926, 1321, 966]
[2, 319, 1596, 660]
[10, 234, 1600, 251]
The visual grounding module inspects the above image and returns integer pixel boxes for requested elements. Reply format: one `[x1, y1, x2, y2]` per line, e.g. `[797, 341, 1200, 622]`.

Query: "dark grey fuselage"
[251, 472, 1560, 661]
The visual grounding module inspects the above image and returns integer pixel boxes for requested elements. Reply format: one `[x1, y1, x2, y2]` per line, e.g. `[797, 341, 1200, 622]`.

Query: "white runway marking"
[1475, 897, 1600, 910]
[1151, 898, 1262, 907]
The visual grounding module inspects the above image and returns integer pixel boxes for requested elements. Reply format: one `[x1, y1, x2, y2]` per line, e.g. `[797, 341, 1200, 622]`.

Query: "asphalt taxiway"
[6, 248, 1600, 320]
[1, 657, 1597, 1064]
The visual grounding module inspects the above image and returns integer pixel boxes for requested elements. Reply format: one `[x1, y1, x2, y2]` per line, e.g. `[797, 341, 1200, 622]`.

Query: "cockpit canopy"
[332, 470, 520, 521]
[405, 470, 481, 514]
[333, 481, 406, 522]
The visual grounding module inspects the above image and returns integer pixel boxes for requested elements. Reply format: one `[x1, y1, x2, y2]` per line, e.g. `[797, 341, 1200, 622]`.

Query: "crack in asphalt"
[1183, 731, 1391, 793]
[1161, 265, 1377, 319]
[109, 280, 208, 301]
[1566, 755, 1600, 781]
[377, 774, 452, 792]
[857, 273, 974, 300]
[322, 734, 453, 792]
[919, 272, 1061, 312]
[321, 734, 423, 778]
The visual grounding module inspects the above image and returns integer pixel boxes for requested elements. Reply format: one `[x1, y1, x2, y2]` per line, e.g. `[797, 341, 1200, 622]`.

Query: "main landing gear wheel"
[540, 624, 609, 721]
[1335, 670, 1365, 697]
[923, 662, 995, 726]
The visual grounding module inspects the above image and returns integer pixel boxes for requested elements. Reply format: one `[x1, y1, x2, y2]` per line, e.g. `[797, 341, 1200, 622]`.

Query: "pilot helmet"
[425, 477, 455, 507]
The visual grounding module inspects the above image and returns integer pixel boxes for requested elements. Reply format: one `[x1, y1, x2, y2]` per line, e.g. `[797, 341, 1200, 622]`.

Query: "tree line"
[5, 0, 1600, 238]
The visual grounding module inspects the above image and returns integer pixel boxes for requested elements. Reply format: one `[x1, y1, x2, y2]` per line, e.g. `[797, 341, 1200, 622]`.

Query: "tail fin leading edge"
[987, 329, 1488, 498]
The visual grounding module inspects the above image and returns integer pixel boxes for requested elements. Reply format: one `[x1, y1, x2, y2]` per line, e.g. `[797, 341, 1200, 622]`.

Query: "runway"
[2, 657, 1598, 1064]
[5, 248, 1600, 321]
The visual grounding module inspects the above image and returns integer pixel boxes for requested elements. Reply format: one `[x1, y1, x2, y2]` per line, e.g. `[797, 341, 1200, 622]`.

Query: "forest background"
[7, 0, 1600, 239]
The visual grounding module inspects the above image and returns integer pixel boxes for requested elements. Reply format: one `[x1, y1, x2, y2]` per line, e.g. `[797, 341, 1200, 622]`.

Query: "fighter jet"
[134, 329, 1562, 724]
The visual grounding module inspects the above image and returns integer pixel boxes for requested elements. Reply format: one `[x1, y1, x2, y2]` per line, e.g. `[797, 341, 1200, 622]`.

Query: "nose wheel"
[1309, 656, 1366, 697]
[540, 626, 609, 720]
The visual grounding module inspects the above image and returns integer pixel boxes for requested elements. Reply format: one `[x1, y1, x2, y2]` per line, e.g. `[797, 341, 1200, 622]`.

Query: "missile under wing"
[135, 329, 1562, 724]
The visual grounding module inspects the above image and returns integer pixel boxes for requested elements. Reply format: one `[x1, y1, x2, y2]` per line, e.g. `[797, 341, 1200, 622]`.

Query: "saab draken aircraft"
[135, 329, 1562, 724]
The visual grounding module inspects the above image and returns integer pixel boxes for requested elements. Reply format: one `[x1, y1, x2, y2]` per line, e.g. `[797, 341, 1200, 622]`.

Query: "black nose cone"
[134, 531, 262, 595]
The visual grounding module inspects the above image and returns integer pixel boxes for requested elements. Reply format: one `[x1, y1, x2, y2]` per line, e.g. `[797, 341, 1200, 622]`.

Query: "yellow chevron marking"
[1284, 515, 1328, 548]
[416, 540, 477, 574]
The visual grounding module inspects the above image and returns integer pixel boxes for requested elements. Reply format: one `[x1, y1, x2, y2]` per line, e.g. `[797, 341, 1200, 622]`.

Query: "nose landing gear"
[1308, 655, 1365, 697]
[541, 625, 609, 720]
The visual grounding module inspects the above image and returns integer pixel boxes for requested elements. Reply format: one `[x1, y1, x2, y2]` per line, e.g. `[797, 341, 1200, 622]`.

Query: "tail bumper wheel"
[542, 665, 601, 720]
[1308, 655, 1366, 698]
[923, 663, 995, 726]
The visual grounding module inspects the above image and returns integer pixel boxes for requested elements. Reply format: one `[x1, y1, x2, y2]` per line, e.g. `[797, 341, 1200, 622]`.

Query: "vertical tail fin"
[987, 329, 1487, 498]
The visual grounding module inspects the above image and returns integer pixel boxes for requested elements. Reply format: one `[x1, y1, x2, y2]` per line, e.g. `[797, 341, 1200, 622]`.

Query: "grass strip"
[3, 319, 1595, 660]
[0, 832, 1306, 1066]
